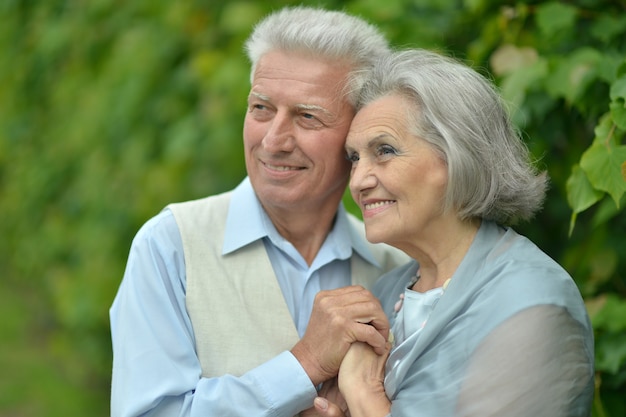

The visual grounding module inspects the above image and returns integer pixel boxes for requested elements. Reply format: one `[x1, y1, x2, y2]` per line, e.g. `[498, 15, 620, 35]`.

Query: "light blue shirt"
[110, 178, 380, 416]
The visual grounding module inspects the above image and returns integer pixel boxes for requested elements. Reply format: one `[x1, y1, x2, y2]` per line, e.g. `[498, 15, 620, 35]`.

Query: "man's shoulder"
[164, 190, 235, 241]
[167, 190, 233, 214]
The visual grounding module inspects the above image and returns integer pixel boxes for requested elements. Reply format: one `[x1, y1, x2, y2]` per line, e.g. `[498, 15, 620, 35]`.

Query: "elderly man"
[110, 6, 406, 417]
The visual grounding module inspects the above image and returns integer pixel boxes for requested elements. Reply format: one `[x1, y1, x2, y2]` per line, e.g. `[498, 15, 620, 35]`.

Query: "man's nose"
[263, 112, 296, 152]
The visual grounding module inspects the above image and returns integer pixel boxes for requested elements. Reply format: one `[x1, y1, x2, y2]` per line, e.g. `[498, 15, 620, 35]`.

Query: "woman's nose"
[349, 158, 377, 193]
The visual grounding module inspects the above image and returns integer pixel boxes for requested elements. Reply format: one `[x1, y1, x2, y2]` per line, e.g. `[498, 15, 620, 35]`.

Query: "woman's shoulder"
[451, 222, 588, 327]
[474, 222, 572, 285]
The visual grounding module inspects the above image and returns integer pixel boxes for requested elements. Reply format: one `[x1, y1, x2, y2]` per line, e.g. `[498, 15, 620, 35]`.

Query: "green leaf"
[610, 75, 626, 130]
[592, 194, 626, 229]
[592, 113, 616, 146]
[612, 75, 626, 100]
[590, 293, 626, 333]
[580, 143, 626, 208]
[498, 58, 548, 111]
[535, 2, 578, 38]
[590, 13, 626, 44]
[490, 44, 538, 76]
[594, 332, 626, 374]
[567, 164, 603, 214]
[566, 164, 603, 235]
[545, 48, 602, 104]
[618, 60, 626, 78]
[595, 52, 624, 84]
[587, 294, 626, 373]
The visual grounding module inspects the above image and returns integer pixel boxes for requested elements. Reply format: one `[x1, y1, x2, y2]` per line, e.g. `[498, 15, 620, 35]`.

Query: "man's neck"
[266, 204, 339, 266]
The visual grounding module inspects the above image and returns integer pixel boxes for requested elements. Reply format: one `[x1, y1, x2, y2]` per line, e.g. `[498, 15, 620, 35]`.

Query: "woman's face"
[346, 94, 449, 249]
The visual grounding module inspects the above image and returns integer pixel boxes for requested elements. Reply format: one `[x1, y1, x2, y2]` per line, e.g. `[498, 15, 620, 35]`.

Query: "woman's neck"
[410, 218, 481, 292]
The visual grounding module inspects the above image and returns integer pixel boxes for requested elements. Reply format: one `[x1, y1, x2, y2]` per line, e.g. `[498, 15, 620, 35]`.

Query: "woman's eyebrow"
[367, 133, 392, 148]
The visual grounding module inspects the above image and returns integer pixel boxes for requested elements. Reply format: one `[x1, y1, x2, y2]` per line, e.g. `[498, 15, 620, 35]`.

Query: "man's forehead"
[249, 91, 333, 114]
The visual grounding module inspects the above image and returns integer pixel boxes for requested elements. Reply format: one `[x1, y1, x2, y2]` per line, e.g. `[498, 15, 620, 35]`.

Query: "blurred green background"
[1, 0, 625, 415]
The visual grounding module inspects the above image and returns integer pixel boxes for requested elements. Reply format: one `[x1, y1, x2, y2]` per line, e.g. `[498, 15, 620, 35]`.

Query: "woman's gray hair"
[357, 49, 548, 225]
[244, 6, 389, 106]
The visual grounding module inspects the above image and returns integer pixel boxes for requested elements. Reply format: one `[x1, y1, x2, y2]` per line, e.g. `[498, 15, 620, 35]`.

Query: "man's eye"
[301, 113, 321, 124]
[299, 112, 324, 129]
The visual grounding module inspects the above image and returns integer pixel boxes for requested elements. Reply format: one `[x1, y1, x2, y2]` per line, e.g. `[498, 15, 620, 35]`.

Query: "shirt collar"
[222, 177, 380, 267]
[222, 177, 267, 254]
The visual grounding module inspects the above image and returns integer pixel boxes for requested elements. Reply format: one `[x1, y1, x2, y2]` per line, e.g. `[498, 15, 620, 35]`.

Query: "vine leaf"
[536, 2, 577, 38]
[580, 142, 626, 208]
[546, 48, 602, 105]
[567, 164, 603, 235]
[609, 75, 626, 130]
[567, 164, 603, 212]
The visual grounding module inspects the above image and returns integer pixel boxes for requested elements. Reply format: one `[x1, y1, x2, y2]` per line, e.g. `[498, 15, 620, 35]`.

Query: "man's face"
[243, 50, 354, 215]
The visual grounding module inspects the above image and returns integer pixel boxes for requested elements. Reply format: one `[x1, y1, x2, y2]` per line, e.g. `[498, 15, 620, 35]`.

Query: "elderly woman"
[312, 49, 594, 417]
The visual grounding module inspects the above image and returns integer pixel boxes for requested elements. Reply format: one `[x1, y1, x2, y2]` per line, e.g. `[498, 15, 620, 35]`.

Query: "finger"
[315, 288, 389, 336]
[317, 285, 382, 305]
[316, 285, 368, 299]
[331, 292, 389, 333]
[328, 294, 390, 355]
[314, 397, 347, 417]
[356, 313, 390, 341]
[352, 322, 389, 356]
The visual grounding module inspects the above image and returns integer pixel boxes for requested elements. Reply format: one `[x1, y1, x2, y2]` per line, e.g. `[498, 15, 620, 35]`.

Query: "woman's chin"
[365, 230, 389, 245]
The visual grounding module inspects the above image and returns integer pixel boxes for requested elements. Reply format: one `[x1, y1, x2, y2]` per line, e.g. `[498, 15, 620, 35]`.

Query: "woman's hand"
[302, 339, 392, 417]
[338, 342, 391, 417]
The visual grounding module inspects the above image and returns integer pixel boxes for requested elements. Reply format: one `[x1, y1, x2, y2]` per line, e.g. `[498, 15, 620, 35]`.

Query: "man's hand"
[300, 378, 348, 417]
[302, 397, 348, 417]
[291, 286, 389, 386]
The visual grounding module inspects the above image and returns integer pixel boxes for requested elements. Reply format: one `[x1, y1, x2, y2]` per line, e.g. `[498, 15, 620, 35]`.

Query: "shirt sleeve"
[110, 210, 317, 417]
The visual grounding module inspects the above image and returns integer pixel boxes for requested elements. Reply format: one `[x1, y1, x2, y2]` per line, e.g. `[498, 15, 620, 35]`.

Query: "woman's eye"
[378, 144, 398, 156]
[345, 152, 359, 163]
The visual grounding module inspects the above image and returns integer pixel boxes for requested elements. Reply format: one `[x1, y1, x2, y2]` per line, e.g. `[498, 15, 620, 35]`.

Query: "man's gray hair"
[244, 6, 390, 106]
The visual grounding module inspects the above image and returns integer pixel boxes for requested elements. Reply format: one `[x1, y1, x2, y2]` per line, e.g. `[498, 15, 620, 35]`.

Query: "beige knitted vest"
[168, 191, 407, 378]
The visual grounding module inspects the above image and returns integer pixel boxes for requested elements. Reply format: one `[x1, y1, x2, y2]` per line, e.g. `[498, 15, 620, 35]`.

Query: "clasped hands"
[292, 286, 392, 417]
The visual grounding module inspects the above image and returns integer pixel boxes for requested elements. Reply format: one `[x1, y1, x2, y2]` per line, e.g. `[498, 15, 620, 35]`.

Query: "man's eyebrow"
[296, 103, 333, 117]
[249, 92, 334, 118]
[249, 91, 270, 101]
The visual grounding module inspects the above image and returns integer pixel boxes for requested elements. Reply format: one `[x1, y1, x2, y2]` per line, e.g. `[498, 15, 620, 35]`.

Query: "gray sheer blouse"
[375, 221, 594, 417]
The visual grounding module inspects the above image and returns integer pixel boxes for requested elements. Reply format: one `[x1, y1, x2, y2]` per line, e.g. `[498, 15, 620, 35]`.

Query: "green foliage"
[0, 0, 624, 415]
